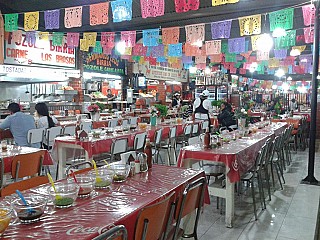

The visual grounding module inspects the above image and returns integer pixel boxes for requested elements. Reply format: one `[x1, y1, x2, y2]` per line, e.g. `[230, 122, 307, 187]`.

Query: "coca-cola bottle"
[204, 127, 211, 149]
[75, 122, 80, 139]
[144, 138, 153, 169]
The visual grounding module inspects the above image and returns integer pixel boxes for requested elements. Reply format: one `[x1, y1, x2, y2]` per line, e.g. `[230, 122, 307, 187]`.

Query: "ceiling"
[0, 0, 308, 36]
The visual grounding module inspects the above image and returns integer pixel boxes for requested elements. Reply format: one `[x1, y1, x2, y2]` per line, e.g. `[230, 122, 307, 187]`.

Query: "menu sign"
[83, 53, 126, 75]
[4, 32, 76, 68]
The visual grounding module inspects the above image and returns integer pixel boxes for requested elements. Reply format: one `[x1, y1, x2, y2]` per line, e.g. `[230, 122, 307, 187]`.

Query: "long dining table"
[53, 120, 201, 179]
[177, 122, 288, 227]
[1, 165, 206, 240]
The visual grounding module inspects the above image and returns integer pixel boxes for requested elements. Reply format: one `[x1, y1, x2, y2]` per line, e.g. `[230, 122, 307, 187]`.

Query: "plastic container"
[48, 183, 79, 208]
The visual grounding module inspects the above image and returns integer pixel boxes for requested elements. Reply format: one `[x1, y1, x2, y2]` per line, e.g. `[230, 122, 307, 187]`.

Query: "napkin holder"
[78, 130, 89, 141]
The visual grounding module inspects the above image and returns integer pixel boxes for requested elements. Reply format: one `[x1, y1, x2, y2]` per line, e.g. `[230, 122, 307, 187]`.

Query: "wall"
[0, 83, 31, 102]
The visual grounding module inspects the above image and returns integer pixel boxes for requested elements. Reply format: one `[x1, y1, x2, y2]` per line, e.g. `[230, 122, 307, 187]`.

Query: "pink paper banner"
[140, 0, 164, 18]
[12, 30, 22, 44]
[304, 27, 314, 44]
[302, 4, 315, 26]
[101, 32, 115, 48]
[175, 0, 199, 13]
[90, 2, 109, 26]
[121, 31, 136, 47]
[205, 40, 221, 55]
[103, 47, 113, 55]
[67, 33, 79, 48]
[64, 6, 82, 28]
[185, 24, 205, 44]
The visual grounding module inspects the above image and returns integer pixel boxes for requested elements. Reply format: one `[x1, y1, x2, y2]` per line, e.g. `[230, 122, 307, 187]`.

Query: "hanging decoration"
[25, 31, 36, 45]
[205, 40, 221, 55]
[103, 47, 113, 55]
[90, 2, 109, 26]
[38, 32, 49, 41]
[52, 32, 64, 46]
[121, 31, 136, 47]
[111, 0, 132, 22]
[195, 56, 206, 64]
[5, 13, 18, 32]
[67, 33, 79, 48]
[24, 11, 39, 31]
[212, 0, 239, 7]
[269, 8, 294, 31]
[143, 28, 159, 46]
[302, 4, 315, 26]
[268, 58, 280, 68]
[238, 14, 261, 36]
[65, 6, 83, 28]
[132, 43, 148, 56]
[185, 24, 205, 44]
[210, 54, 223, 63]
[225, 53, 237, 62]
[157, 56, 167, 62]
[292, 45, 306, 53]
[12, 30, 22, 44]
[101, 32, 115, 48]
[174, 0, 199, 13]
[83, 32, 97, 47]
[251, 35, 262, 51]
[140, 0, 164, 18]
[274, 49, 287, 59]
[123, 47, 132, 55]
[182, 55, 192, 63]
[44, 9, 60, 30]
[168, 43, 182, 57]
[256, 50, 269, 61]
[162, 27, 180, 44]
[184, 43, 200, 56]
[151, 44, 164, 57]
[304, 27, 314, 43]
[211, 20, 232, 39]
[228, 37, 245, 53]
[80, 39, 90, 51]
[274, 30, 296, 49]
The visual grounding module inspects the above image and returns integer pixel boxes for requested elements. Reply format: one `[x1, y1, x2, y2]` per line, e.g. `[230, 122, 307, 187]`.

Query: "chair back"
[45, 126, 63, 147]
[173, 177, 206, 239]
[1, 175, 49, 197]
[111, 138, 128, 161]
[92, 225, 128, 240]
[188, 136, 201, 145]
[192, 123, 199, 136]
[108, 119, 118, 128]
[63, 125, 76, 136]
[129, 117, 138, 126]
[134, 191, 176, 240]
[169, 127, 177, 139]
[11, 151, 44, 181]
[201, 121, 209, 132]
[65, 161, 93, 176]
[27, 128, 45, 145]
[184, 124, 192, 136]
[134, 132, 147, 152]
[80, 121, 92, 133]
[122, 119, 129, 128]
[154, 128, 163, 146]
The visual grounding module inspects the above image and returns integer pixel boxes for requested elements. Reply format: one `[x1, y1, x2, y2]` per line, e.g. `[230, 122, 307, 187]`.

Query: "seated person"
[34, 102, 58, 129]
[0, 103, 37, 147]
[182, 102, 193, 119]
[217, 102, 236, 129]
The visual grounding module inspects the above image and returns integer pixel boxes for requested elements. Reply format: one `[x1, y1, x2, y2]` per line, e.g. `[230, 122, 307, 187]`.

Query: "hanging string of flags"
[2, 1, 316, 74]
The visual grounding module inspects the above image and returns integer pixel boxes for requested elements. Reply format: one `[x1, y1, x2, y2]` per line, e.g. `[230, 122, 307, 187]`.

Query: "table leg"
[57, 145, 67, 180]
[225, 178, 235, 228]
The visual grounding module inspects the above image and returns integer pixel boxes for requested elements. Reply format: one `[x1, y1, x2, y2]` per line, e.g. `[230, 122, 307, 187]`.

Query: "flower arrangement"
[154, 104, 168, 117]
[87, 104, 100, 113]
[235, 108, 249, 127]
[149, 106, 159, 117]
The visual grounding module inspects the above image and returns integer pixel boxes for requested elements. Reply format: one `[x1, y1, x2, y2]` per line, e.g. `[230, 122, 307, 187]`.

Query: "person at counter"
[34, 102, 59, 129]
[172, 93, 182, 108]
[0, 103, 37, 147]
[193, 90, 212, 120]
[107, 89, 117, 109]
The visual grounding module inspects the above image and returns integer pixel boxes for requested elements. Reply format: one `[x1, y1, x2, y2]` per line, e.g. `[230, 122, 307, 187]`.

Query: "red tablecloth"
[1, 165, 206, 240]
[0, 129, 13, 140]
[1, 146, 53, 173]
[177, 122, 287, 183]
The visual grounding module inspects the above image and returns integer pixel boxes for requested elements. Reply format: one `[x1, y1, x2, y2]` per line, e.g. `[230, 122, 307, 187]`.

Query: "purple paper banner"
[274, 49, 287, 59]
[44, 9, 60, 30]
[228, 37, 245, 53]
[211, 20, 232, 39]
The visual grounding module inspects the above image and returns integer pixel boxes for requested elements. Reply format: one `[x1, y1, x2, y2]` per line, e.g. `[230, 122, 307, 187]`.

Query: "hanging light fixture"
[256, 34, 273, 52]
[115, 41, 126, 55]
[287, 76, 293, 81]
[272, 28, 287, 38]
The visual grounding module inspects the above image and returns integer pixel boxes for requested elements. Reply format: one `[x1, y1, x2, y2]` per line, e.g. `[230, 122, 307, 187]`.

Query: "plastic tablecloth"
[177, 122, 287, 183]
[1, 165, 206, 240]
[1, 146, 53, 173]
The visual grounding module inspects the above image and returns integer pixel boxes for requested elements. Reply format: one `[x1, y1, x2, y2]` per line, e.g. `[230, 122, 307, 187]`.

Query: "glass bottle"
[75, 122, 80, 139]
[144, 138, 152, 169]
[204, 127, 211, 149]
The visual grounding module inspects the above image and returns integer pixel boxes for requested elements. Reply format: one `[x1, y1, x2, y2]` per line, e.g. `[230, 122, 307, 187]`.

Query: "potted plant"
[154, 104, 168, 122]
[88, 103, 100, 121]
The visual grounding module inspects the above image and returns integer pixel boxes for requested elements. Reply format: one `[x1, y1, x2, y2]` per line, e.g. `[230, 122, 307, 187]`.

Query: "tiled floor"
[196, 147, 320, 240]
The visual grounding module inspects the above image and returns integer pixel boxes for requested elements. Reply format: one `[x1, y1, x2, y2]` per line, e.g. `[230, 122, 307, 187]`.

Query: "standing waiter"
[193, 90, 212, 120]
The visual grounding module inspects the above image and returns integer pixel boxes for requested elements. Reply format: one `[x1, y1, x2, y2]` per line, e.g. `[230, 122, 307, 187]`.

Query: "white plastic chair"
[134, 132, 147, 152]
[122, 119, 129, 128]
[110, 138, 128, 162]
[27, 128, 45, 148]
[129, 117, 138, 126]
[63, 125, 76, 136]
[108, 119, 118, 128]
[44, 126, 63, 150]
[80, 121, 92, 133]
[192, 123, 199, 137]
[160, 127, 177, 165]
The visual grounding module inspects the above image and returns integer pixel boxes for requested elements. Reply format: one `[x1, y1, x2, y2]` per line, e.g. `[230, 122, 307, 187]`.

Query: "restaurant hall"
[0, 0, 318, 239]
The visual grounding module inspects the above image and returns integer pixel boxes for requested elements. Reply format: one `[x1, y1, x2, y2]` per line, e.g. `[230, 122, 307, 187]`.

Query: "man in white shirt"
[193, 90, 212, 120]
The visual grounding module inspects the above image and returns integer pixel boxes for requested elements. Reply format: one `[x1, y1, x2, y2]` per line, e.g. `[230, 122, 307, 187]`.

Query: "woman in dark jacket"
[217, 102, 236, 128]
